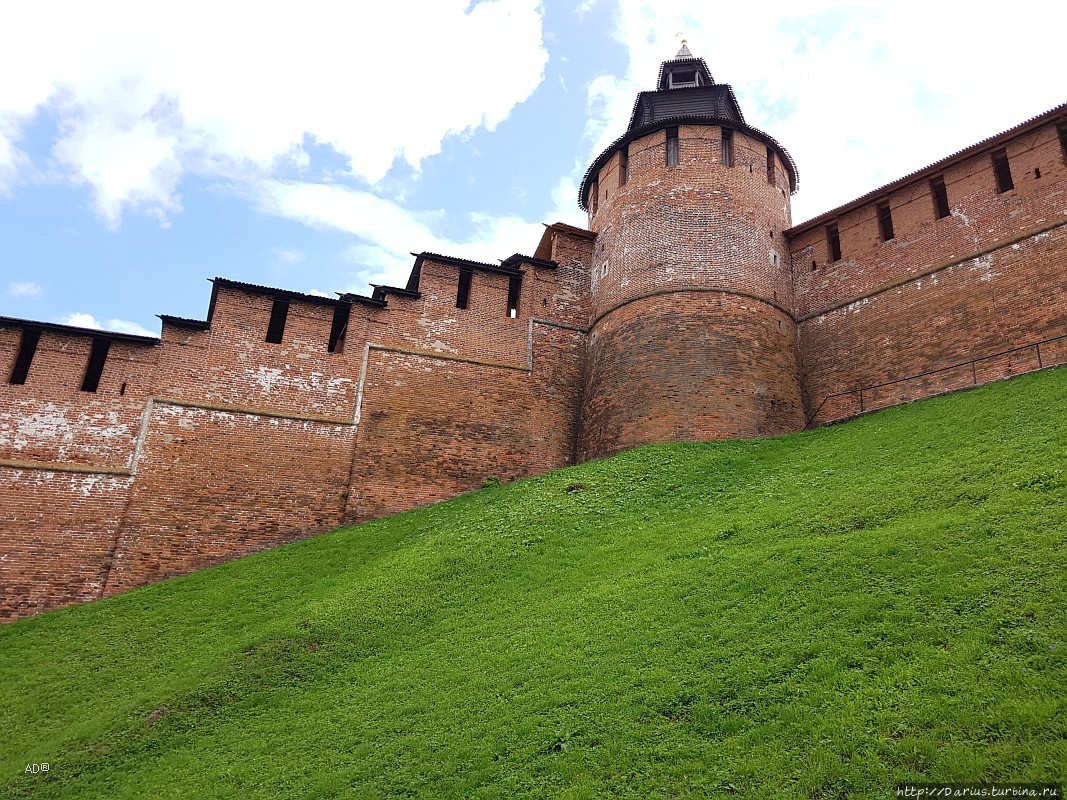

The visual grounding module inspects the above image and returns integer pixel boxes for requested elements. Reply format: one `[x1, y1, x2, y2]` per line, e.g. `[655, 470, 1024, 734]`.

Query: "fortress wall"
[541, 226, 594, 327]
[102, 403, 354, 594]
[790, 115, 1067, 423]
[0, 328, 158, 470]
[0, 469, 131, 619]
[0, 323, 155, 618]
[346, 256, 588, 522]
[372, 259, 530, 364]
[792, 122, 1066, 317]
[579, 292, 803, 460]
[160, 287, 360, 419]
[348, 350, 547, 520]
[0, 235, 592, 618]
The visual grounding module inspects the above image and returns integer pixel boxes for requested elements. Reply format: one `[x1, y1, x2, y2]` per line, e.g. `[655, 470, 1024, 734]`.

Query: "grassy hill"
[2, 369, 1065, 799]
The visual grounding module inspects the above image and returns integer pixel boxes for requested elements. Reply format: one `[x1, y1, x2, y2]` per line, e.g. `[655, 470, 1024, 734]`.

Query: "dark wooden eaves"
[158, 315, 209, 330]
[0, 315, 159, 345]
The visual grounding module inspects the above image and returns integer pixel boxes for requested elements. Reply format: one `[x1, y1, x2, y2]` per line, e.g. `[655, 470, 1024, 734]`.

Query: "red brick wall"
[103, 403, 354, 594]
[157, 289, 359, 419]
[0, 235, 592, 619]
[790, 114, 1067, 423]
[2, 106, 1065, 621]
[345, 250, 588, 521]
[0, 330, 157, 470]
[0, 469, 130, 619]
[579, 293, 803, 459]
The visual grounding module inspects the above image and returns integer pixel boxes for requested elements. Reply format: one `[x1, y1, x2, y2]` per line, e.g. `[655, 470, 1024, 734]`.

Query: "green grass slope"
[2, 369, 1066, 799]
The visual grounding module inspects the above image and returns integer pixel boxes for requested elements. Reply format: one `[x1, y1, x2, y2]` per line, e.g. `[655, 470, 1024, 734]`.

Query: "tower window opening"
[992, 148, 1014, 193]
[721, 129, 733, 167]
[669, 70, 698, 88]
[826, 224, 842, 262]
[930, 176, 950, 219]
[1058, 122, 1067, 164]
[506, 275, 521, 319]
[1034, 167, 1041, 179]
[80, 337, 110, 393]
[456, 268, 473, 309]
[9, 327, 41, 385]
[811, 260, 817, 272]
[590, 180, 599, 213]
[666, 127, 679, 166]
[328, 304, 350, 353]
[877, 201, 895, 242]
[766, 146, 776, 186]
[265, 299, 289, 343]
[619, 146, 628, 186]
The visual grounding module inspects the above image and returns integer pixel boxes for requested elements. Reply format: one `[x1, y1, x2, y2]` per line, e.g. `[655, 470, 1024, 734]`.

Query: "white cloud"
[276, 248, 305, 266]
[256, 179, 547, 291]
[9, 281, 42, 297]
[60, 313, 156, 337]
[576, 0, 601, 19]
[0, 0, 548, 224]
[584, 1, 1066, 224]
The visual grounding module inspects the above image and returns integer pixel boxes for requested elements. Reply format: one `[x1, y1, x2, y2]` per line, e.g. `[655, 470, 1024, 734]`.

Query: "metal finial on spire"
[675, 32, 692, 59]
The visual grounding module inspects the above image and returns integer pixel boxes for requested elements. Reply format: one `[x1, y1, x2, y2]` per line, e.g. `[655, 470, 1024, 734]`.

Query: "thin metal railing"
[805, 331, 1067, 428]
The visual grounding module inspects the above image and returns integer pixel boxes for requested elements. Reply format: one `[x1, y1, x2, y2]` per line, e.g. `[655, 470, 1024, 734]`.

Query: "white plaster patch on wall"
[244, 364, 353, 399]
[846, 297, 871, 314]
[0, 402, 133, 461]
[414, 318, 460, 354]
[0, 467, 131, 493]
[968, 252, 1001, 282]
[251, 365, 285, 393]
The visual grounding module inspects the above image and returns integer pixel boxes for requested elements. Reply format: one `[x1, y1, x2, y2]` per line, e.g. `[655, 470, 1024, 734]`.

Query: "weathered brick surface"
[1, 103, 1064, 621]
[156, 288, 359, 419]
[0, 332, 157, 469]
[103, 403, 354, 594]
[0, 231, 591, 618]
[346, 247, 588, 521]
[792, 114, 1067, 423]
[0, 469, 130, 620]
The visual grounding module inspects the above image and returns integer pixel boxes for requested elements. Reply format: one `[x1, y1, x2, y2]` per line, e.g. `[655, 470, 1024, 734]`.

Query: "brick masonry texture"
[2, 104, 1066, 619]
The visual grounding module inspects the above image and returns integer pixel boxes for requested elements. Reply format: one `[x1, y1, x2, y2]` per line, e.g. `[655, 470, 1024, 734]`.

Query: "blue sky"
[1, 1, 1063, 336]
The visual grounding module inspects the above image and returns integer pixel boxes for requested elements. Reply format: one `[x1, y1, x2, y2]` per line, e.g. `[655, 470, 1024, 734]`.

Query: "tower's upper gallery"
[627, 42, 745, 131]
[578, 44, 798, 210]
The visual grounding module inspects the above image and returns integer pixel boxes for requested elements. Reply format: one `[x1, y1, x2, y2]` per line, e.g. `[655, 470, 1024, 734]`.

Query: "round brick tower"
[578, 44, 806, 460]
